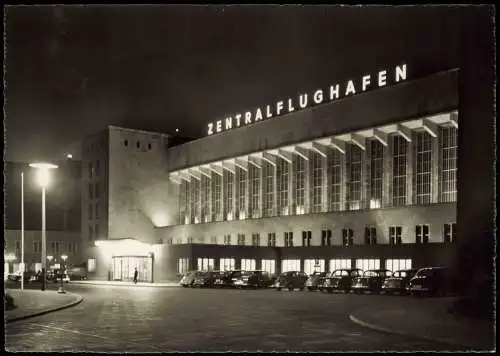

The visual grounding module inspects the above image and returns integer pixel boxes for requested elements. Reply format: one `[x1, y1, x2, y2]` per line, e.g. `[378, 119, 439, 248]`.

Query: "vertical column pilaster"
[220, 173, 225, 221]
[406, 133, 414, 206]
[431, 132, 440, 203]
[244, 168, 250, 219]
[289, 158, 296, 215]
[304, 151, 311, 214]
[232, 170, 237, 219]
[383, 137, 393, 208]
[207, 175, 212, 223]
[273, 162, 278, 216]
[258, 165, 264, 218]
[322, 154, 329, 212]
[363, 141, 371, 209]
[341, 146, 348, 211]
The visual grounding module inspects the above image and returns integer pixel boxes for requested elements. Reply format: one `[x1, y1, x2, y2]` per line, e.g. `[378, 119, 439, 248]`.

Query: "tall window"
[304, 259, 325, 275]
[223, 171, 233, 220]
[263, 162, 274, 217]
[177, 258, 189, 274]
[201, 176, 210, 222]
[302, 230, 312, 247]
[392, 135, 408, 206]
[284, 232, 294, 247]
[212, 174, 222, 221]
[355, 259, 381, 271]
[415, 131, 432, 204]
[88, 162, 92, 180]
[443, 223, 457, 243]
[191, 179, 200, 224]
[223, 234, 231, 246]
[237, 233, 246, 246]
[94, 183, 99, 198]
[89, 204, 93, 220]
[281, 259, 300, 273]
[364, 227, 377, 245]
[294, 156, 306, 214]
[249, 165, 260, 218]
[252, 233, 260, 246]
[329, 150, 343, 211]
[179, 181, 189, 224]
[342, 228, 354, 246]
[261, 259, 276, 275]
[267, 233, 276, 247]
[370, 140, 383, 209]
[197, 258, 215, 271]
[277, 158, 289, 215]
[347, 144, 362, 211]
[311, 152, 324, 213]
[237, 168, 247, 219]
[389, 226, 403, 244]
[415, 224, 430, 244]
[33, 241, 42, 253]
[220, 258, 235, 271]
[440, 126, 458, 202]
[321, 229, 332, 246]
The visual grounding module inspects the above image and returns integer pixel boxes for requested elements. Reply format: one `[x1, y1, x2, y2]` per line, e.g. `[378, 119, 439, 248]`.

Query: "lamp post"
[29, 162, 58, 291]
[21, 172, 24, 290]
[58, 254, 68, 294]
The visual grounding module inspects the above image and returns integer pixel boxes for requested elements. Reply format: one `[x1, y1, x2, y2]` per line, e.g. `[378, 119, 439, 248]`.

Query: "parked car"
[180, 271, 205, 287]
[322, 268, 363, 293]
[273, 271, 309, 291]
[193, 271, 221, 288]
[381, 268, 420, 295]
[305, 271, 328, 291]
[214, 270, 245, 288]
[407, 267, 457, 297]
[67, 267, 88, 280]
[233, 270, 274, 289]
[351, 269, 392, 294]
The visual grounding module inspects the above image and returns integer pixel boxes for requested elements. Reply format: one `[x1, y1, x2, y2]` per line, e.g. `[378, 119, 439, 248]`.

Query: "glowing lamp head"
[29, 162, 58, 188]
[66, 154, 73, 159]
[47, 255, 54, 261]
[61, 254, 68, 261]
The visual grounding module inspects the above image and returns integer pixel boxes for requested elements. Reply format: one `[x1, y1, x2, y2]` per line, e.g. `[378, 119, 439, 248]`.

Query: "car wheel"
[276, 287, 282, 291]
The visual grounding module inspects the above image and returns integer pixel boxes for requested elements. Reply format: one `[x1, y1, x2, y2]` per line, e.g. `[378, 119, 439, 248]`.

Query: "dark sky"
[5, 5, 466, 163]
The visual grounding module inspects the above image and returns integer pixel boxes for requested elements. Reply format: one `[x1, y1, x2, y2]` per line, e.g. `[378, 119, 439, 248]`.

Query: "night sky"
[5, 5, 466, 163]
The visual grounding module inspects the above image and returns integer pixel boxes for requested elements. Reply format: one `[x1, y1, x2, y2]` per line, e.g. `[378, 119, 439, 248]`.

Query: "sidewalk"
[5, 289, 84, 323]
[349, 296, 495, 350]
[70, 280, 180, 287]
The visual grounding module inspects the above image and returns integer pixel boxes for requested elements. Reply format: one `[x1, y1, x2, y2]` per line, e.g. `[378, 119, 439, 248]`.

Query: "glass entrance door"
[111, 256, 153, 282]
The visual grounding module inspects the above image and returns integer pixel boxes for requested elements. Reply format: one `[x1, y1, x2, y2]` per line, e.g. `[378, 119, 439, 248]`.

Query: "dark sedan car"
[351, 269, 392, 294]
[180, 271, 205, 287]
[214, 270, 244, 288]
[322, 268, 363, 293]
[233, 270, 274, 289]
[305, 271, 328, 291]
[407, 267, 457, 297]
[192, 271, 221, 288]
[382, 268, 420, 295]
[273, 271, 309, 291]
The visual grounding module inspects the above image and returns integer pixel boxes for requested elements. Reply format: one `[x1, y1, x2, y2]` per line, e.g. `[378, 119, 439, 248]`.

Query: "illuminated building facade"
[84, 67, 466, 282]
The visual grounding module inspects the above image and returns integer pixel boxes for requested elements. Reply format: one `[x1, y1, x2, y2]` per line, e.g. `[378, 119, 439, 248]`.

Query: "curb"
[348, 313, 492, 350]
[70, 281, 180, 288]
[6, 293, 84, 323]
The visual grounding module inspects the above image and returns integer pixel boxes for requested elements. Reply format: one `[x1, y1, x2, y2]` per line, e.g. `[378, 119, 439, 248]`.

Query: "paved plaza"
[4, 283, 474, 352]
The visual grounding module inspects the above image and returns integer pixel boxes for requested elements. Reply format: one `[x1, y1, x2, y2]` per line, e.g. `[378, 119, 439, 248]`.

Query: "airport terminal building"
[84, 64, 461, 283]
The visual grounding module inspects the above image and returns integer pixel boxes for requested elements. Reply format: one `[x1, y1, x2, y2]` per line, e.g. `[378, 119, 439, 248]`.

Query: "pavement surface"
[5, 288, 83, 322]
[5, 282, 493, 352]
[349, 295, 495, 351]
[69, 280, 180, 287]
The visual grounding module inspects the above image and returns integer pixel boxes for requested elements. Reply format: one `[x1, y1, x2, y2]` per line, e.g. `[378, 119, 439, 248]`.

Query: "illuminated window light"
[370, 199, 381, 209]
[239, 211, 246, 220]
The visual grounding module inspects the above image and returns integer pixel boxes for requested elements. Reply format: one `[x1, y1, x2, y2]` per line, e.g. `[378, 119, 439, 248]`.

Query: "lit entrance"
[111, 256, 153, 283]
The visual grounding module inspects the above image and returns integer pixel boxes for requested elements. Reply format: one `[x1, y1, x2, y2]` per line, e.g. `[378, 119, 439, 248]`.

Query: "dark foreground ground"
[5, 283, 468, 352]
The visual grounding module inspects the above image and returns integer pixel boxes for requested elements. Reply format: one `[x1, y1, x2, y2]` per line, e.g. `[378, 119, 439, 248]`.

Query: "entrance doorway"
[111, 256, 153, 283]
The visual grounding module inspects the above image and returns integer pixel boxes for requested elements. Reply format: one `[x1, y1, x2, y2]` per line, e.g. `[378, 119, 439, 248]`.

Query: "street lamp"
[58, 254, 68, 294]
[29, 162, 58, 291]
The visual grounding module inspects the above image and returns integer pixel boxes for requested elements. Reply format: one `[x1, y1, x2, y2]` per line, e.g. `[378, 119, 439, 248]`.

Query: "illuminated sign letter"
[276, 101, 284, 116]
[395, 64, 407, 82]
[378, 70, 387, 87]
[266, 105, 273, 118]
[330, 84, 340, 100]
[345, 80, 356, 96]
[287, 99, 295, 112]
[362, 75, 371, 91]
[313, 90, 323, 104]
[225, 117, 233, 130]
[208, 123, 214, 135]
[235, 114, 242, 127]
[216, 120, 222, 133]
[299, 94, 308, 109]
[244, 111, 252, 124]
[255, 108, 263, 121]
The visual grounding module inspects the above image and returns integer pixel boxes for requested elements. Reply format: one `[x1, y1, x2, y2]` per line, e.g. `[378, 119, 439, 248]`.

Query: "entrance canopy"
[95, 238, 154, 257]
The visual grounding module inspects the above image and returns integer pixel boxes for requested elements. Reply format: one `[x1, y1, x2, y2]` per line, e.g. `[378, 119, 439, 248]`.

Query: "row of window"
[178, 257, 413, 275]
[17, 241, 79, 254]
[123, 139, 153, 151]
[179, 127, 458, 224]
[88, 183, 100, 199]
[171, 223, 456, 246]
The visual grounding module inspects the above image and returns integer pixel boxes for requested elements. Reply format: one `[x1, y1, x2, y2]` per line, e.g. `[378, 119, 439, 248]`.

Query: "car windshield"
[415, 268, 444, 277]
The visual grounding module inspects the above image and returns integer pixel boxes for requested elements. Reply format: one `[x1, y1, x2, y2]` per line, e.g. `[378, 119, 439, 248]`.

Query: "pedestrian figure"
[133, 268, 138, 284]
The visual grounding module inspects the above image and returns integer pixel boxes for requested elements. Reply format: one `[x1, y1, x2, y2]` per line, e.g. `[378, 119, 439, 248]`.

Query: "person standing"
[133, 268, 138, 284]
